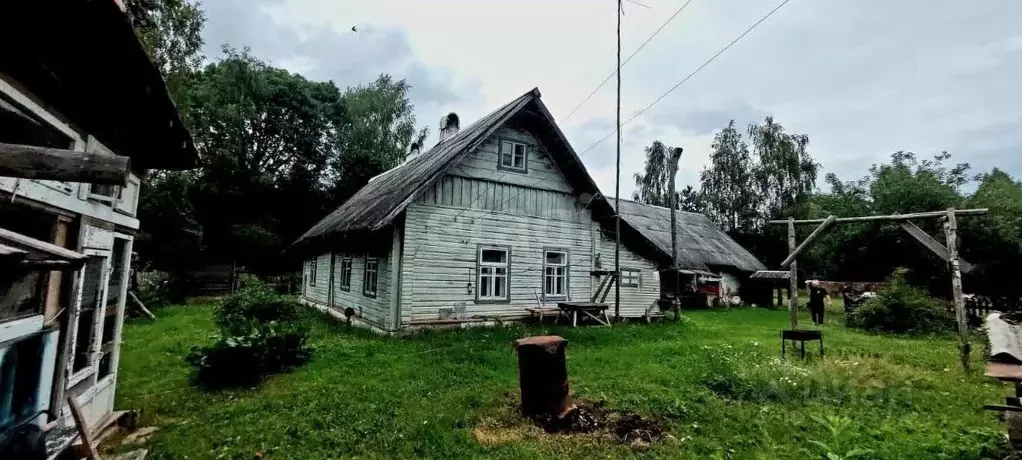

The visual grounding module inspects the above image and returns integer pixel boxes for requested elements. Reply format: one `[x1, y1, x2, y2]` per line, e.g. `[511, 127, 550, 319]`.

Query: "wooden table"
[557, 302, 611, 327]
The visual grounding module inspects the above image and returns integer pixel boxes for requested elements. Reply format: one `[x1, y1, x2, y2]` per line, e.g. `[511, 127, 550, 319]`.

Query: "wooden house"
[292, 88, 763, 332]
[0, 0, 197, 454]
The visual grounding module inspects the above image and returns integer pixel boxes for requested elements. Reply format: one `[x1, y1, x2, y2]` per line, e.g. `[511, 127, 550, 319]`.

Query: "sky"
[200, 0, 1022, 198]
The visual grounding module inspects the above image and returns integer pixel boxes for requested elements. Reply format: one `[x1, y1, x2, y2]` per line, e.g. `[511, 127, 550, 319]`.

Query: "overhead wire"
[454, 0, 793, 220]
[563, 0, 697, 121]
[576, 0, 793, 157]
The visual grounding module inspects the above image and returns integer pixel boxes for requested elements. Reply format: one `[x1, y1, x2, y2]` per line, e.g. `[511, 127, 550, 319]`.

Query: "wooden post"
[944, 208, 970, 372]
[788, 218, 799, 330]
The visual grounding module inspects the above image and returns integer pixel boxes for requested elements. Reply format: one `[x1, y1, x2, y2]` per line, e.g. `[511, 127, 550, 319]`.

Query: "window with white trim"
[620, 268, 641, 288]
[308, 258, 317, 287]
[363, 257, 378, 298]
[339, 257, 353, 291]
[543, 250, 568, 299]
[498, 139, 527, 172]
[477, 247, 509, 302]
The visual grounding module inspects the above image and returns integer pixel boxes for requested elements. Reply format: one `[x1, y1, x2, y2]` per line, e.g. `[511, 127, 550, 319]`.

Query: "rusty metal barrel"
[512, 335, 575, 418]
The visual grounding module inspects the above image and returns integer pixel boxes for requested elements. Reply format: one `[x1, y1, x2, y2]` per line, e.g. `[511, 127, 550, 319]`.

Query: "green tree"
[632, 140, 678, 208]
[136, 170, 203, 275]
[868, 151, 968, 214]
[748, 117, 818, 220]
[700, 120, 757, 232]
[331, 75, 422, 203]
[123, 0, 206, 101]
[180, 47, 347, 271]
[678, 185, 703, 212]
[962, 168, 1022, 297]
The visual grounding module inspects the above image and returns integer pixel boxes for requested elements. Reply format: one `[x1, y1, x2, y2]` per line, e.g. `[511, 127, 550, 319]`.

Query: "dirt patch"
[526, 400, 666, 445]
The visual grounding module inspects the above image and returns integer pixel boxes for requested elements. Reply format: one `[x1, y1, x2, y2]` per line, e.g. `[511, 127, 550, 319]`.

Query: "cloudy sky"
[201, 0, 1022, 197]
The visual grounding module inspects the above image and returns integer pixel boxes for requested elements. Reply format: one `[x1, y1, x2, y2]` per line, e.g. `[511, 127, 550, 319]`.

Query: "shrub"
[850, 268, 955, 334]
[186, 322, 313, 388]
[189, 279, 313, 388]
[214, 283, 301, 333]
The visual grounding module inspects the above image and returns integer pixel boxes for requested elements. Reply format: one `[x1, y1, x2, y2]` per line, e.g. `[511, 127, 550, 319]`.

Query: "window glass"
[481, 249, 506, 263]
[478, 247, 510, 301]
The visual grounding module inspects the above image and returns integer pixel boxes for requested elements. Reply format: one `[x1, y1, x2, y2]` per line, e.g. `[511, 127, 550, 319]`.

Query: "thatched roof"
[611, 199, 766, 273]
[293, 88, 606, 249]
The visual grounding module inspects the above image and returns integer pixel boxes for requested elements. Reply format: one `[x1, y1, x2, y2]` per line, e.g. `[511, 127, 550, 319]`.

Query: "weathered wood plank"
[0, 142, 129, 186]
[788, 218, 799, 330]
[944, 208, 970, 372]
[768, 209, 989, 225]
[780, 215, 835, 268]
[899, 221, 975, 274]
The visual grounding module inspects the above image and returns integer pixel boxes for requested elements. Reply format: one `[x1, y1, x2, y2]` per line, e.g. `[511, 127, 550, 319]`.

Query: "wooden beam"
[780, 215, 836, 267]
[944, 208, 970, 372]
[899, 221, 974, 274]
[0, 142, 129, 186]
[128, 291, 156, 321]
[67, 395, 102, 460]
[767, 209, 989, 225]
[0, 227, 85, 262]
[788, 218, 799, 330]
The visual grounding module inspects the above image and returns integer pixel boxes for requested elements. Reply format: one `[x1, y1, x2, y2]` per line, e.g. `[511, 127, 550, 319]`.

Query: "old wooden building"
[292, 88, 762, 332]
[0, 0, 196, 454]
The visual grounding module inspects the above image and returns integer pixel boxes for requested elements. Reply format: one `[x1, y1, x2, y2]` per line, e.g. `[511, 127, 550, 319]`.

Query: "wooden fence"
[964, 296, 1022, 321]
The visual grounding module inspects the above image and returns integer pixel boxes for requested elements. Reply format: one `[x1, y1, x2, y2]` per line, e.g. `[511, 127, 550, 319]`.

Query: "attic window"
[498, 139, 527, 173]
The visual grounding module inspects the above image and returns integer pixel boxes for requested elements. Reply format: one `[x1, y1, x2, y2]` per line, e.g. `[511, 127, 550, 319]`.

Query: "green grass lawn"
[117, 304, 1012, 459]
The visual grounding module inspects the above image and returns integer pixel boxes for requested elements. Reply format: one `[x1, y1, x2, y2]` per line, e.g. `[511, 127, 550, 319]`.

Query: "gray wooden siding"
[414, 175, 586, 223]
[595, 233, 661, 317]
[301, 240, 394, 329]
[448, 126, 572, 193]
[401, 201, 594, 322]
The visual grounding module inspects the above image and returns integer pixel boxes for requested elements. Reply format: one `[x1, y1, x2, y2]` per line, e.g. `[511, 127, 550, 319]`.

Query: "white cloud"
[202, 0, 1022, 196]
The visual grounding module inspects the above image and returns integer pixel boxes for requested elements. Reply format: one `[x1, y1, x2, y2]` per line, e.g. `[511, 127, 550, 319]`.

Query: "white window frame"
[497, 139, 528, 173]
[476, 245, 510, 303]
[363, 257, 378, 298]
[620, 268, 641, 288]
[339, 257, 353, 292]
[542, 249, 569, 300]
[66, 249, 111, 388]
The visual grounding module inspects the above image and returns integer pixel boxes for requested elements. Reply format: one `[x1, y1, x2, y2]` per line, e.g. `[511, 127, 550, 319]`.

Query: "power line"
[563, 0, 697, 121]
[456, 0, 793, 221]
[577, 0, 793, 157]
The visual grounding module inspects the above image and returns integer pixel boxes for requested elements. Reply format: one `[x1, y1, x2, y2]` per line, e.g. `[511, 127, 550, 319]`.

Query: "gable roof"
[612, 199, 766, 272]
[293, 88, 604, 249]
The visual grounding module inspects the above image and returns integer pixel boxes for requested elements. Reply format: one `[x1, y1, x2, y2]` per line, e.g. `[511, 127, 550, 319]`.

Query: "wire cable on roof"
[563, 0, 696, 121]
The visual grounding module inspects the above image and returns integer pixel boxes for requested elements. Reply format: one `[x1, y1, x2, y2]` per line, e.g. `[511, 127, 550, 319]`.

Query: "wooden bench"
[526, 307, 561, 322]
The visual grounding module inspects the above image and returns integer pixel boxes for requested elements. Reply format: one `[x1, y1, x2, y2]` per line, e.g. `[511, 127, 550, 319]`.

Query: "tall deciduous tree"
[123, 0, 206, 101]
[331, 75, 422, 203]
[632, 140, 678, 208]
[700, 120, 757, 232]
[747, 117, 818, 220]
